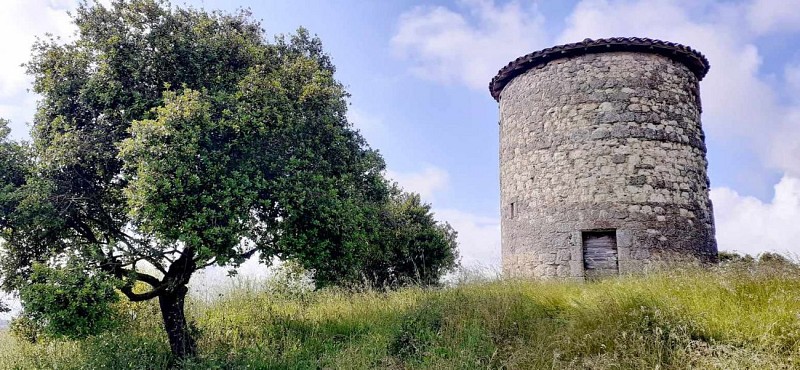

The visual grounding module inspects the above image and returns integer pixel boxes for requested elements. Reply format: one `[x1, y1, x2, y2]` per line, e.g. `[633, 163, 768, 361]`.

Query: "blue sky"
[2, 0, 800, 274]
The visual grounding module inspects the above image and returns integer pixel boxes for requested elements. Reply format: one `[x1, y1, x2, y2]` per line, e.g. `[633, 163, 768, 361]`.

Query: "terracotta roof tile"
[489, 37, 710, 101]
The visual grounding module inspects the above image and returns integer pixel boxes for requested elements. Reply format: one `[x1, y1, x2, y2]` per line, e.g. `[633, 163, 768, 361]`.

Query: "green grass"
[4, 261, 800, 369]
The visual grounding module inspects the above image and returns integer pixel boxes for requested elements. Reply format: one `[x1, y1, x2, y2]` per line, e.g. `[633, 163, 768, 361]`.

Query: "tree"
[278, 183, 460, 289]
[361, 186, 459, 288]
[0, 119, 29, 241]
[0, 119, 23, 317]
[2, 0, 383, 359]
[285, 184, 460, 289]
[0, 0, 458, 361]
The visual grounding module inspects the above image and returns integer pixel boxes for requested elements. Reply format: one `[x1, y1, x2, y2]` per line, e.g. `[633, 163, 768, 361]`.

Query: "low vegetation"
[2, 256, 799, 369]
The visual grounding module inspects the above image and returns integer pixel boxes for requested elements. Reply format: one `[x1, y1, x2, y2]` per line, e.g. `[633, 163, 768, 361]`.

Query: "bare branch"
[240, 248, 259, 260]
[118, 268, 162, 287]
[199, 257, 217, 269]
[119, 284, 165, 302]
[98, 258, 163, 287]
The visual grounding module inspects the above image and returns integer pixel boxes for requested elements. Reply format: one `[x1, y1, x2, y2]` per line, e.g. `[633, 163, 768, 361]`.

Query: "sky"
[1, 0, 800, 294]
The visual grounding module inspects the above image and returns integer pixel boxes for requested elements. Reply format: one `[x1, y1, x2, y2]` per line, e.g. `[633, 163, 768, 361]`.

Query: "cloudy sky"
[2, 0, 800, 282]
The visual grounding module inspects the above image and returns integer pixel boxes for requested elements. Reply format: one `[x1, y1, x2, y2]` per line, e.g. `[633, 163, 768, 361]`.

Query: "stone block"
[617, 229, 632, 247]
[569, 260, 585, 277]
[617, 246, 631, 261]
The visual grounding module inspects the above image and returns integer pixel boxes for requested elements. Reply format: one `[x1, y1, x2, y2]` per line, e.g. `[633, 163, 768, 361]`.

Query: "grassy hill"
[2, 259, 799, 369]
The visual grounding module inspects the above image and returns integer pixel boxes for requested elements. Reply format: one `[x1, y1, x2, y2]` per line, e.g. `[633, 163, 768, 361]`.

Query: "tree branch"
[198, 257, 217, 269]
[239, 247, 259, 260]
[97, 258, 167, 302]
[119, 284, 166, 302]
[118, 267, 162, 287]
[115, 238, 168, 274]
[164, 247, 196, 286]
[98, 257, 163, 288]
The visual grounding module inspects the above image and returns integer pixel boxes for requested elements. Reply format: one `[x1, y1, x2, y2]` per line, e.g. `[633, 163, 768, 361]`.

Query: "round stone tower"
[489, 37, 717, 279]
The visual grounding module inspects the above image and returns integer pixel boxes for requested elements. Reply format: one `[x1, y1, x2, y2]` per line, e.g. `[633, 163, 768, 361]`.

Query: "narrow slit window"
[510, 202, 515, 219]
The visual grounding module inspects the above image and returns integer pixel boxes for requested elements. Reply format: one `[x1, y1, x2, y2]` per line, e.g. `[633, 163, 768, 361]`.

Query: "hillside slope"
[2, 260, 799, 369]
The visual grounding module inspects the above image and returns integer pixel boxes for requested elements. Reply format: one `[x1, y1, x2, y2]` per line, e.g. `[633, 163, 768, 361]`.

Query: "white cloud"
[387, 165, 450, 202]
[0, 94, 37, 138]
[347, 107, 385, 146]
[711, 176, 800, 256]
[0, 1, 75, 97]
[747, 0, 800, 35]
[435, 208, 501, 268]
[0, 0, 78, 138]
[391, 0, 546, 89]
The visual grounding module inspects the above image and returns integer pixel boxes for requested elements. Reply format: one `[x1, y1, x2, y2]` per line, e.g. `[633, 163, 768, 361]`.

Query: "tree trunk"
[158, 285, 196, 360]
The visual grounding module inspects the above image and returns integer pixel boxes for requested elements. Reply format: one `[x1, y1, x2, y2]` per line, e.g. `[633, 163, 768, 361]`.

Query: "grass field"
[2, 258, 799, 369]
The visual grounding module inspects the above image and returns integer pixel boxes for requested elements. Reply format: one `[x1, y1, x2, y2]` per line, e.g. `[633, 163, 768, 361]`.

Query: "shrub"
[18, 261, 120, 339]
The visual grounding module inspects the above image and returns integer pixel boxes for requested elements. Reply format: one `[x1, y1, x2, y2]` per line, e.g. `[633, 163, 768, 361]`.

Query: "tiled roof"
[489, 37, 710, 101]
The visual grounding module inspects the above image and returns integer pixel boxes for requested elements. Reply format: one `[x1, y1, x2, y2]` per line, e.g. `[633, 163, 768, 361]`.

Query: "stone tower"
[489, 37, 717, 279]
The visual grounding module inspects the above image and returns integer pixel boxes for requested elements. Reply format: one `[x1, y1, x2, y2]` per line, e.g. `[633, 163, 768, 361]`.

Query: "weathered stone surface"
[495, 47, 717, 279]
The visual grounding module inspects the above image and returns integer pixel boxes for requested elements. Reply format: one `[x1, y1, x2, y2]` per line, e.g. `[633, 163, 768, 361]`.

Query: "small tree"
[0, 0, 458, 361]
[363, 186, 459, 288]
[283, 184, 460, 289]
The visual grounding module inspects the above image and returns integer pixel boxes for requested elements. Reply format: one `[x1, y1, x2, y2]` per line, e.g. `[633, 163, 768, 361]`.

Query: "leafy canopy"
[19, 260, 120, 339]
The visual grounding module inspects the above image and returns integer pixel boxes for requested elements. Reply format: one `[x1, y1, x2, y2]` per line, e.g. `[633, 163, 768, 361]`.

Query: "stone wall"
[498, 51, 717, 279]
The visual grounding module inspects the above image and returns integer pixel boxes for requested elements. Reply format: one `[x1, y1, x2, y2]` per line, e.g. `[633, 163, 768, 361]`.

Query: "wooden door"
[582, 230, 619, 279]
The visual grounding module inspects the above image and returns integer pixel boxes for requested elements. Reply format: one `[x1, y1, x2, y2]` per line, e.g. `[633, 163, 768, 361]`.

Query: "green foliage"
[362, 187, 459, 288]
[0, 118, 31, 253]
[757, 251, 794, 266]
[18, 262, 120, 339]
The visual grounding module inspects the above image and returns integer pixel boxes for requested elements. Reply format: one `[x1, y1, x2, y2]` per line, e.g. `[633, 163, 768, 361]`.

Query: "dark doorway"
[582, 230, 619, 279]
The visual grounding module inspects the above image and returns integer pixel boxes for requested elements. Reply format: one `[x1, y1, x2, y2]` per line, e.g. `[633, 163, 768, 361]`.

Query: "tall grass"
[3, 260, 800, 369]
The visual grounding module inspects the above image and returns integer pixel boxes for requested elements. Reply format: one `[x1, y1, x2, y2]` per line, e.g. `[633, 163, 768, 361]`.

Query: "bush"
[18, 262, 121, 339]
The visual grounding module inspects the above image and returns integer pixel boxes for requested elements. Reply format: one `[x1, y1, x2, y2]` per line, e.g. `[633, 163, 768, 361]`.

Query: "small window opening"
[510, 202, 515, 219]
